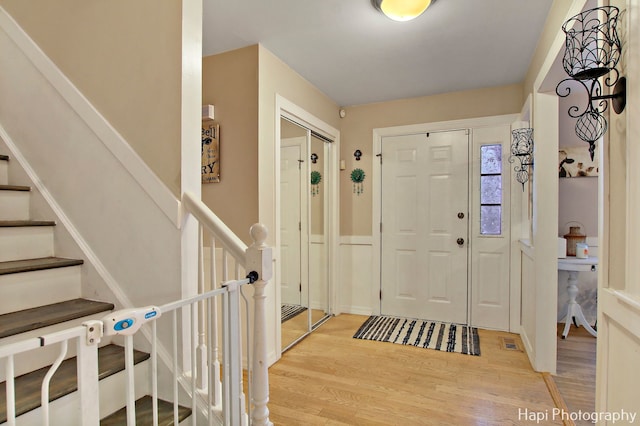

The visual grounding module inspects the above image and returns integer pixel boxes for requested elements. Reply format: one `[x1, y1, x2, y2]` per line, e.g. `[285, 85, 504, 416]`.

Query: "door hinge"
[379, 289, 382, 300]
[299, 221, 301, 231]
[299, 283, 302, 292]
[380, 222, 383, 232]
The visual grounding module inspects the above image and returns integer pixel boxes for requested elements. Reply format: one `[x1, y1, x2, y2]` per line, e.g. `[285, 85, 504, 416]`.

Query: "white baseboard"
[338, 306, 373, 316]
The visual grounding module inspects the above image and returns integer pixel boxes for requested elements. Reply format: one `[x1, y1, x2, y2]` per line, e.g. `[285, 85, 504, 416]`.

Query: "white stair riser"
[0, 190, 30, 220]
[0, 226, 54, 262]
[0, 311, 110, 381]
[10, 359, 149, 425]
[0, 160, 7, 185]
[0, 266, 82, 315]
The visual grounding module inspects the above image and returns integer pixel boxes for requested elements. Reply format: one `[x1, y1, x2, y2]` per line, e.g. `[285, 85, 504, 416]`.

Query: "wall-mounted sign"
[202, 122, 220, 183]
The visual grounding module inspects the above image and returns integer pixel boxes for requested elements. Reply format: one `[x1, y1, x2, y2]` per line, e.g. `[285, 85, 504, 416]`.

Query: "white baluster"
[197, 226, 208, 391]
[5, 355, 15, 426]
[210, 235, 222, 407]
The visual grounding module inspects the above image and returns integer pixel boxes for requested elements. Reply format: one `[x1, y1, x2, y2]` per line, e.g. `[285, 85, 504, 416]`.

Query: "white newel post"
[245, 224, 273, 426]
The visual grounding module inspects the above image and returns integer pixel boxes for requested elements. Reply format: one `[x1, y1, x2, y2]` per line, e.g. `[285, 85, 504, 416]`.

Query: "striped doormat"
[281, 304, 307, 323]
[353, 315, 481, 356]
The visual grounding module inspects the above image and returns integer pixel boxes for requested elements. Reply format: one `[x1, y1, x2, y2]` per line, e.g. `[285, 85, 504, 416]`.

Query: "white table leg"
[559, 270, 597, 339]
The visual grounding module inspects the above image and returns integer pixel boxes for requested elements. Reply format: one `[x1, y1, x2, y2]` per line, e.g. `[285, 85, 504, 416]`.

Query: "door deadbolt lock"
[457, 212, 465, 219]
[457, 238, 465, 246]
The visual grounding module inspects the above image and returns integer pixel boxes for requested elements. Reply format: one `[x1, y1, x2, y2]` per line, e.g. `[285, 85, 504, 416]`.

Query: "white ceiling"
[203, 0, 555, 107]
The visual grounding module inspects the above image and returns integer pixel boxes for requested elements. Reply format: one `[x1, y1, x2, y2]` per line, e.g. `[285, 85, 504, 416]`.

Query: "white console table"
[558, 256, 598, 339]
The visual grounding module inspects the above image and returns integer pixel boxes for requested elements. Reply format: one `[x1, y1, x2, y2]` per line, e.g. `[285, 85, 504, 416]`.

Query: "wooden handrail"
[182, 191, 247, 263]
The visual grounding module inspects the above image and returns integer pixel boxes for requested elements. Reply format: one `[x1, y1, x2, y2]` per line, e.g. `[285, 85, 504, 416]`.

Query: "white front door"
[280, 142, 303, 306]
[381, 131, 469, 324]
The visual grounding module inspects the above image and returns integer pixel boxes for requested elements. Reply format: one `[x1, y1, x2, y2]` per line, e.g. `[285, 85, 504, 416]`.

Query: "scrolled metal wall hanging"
[556, 6, 626, 161]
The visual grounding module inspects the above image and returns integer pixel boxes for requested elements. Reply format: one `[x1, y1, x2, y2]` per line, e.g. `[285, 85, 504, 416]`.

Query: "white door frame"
[522, 0, 591, 375]
[274, 95, 340, 358]
[372, 114, 519, 329]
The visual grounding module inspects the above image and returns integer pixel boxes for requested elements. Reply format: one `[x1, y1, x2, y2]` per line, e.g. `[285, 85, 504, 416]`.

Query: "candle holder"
[556, 6, 626, 160]
[509, 128, 534, 191]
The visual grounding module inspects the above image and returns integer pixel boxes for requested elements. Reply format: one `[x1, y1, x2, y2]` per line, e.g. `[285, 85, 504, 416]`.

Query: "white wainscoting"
[338, 236, 375, 316]
[519, 240, 537, 367]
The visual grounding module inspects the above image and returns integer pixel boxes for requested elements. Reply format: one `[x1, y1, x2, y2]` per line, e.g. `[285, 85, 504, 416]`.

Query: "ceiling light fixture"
[371, 0, 433, 22]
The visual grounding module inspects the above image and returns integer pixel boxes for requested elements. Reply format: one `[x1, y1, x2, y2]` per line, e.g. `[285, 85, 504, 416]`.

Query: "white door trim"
[372, 114, 519, 327]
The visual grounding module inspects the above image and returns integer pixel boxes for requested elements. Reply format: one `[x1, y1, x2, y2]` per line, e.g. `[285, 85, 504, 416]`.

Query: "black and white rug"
[281, 304, 307, 323]
[353, 315, 480, 356]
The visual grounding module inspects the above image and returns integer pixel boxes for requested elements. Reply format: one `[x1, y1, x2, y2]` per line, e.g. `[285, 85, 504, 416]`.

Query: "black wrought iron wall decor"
[509, 128, 534, 191]
[556, 6, 626, 161]
[354, 149, 362, 161]
[311, 153, 318, 164]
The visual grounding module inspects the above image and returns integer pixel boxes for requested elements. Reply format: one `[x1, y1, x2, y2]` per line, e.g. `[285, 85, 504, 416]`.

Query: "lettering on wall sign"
[202, 122, 220, 183]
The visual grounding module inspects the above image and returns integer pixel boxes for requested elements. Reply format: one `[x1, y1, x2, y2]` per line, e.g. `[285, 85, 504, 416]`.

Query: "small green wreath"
[310, 171, 322, 185]
[350, 168, 365, 183]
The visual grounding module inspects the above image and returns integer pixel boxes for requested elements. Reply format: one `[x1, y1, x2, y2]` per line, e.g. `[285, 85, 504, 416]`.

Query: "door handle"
[457, 238, 465, 246]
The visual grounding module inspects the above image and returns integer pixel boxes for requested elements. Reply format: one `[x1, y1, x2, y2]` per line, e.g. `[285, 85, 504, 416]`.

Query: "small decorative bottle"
[564, 226, 586, 257]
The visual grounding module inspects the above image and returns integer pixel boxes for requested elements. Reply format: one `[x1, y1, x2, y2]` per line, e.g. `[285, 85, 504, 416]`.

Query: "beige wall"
[523, 1, 573, 100]
[340, 84, 524, 236]
[558, 90, 598, 238]
[202, 46, 259, 243]
[258, 44, 340, 245]
[0, 0, 183, 196]
[201, 44, 340, 245]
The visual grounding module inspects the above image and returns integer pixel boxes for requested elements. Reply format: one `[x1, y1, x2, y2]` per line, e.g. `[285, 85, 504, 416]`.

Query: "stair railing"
[0, 321, 103, 425]
[0, 192, 272, 425]
[104, 277, 255, 425]
[181, 191, 273, 426]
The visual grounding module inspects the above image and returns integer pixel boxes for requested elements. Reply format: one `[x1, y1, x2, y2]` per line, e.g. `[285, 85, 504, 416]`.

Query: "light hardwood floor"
[268, 314, 562, 425]
[554, 324, 597, 426]
[282, 308, 329, 350]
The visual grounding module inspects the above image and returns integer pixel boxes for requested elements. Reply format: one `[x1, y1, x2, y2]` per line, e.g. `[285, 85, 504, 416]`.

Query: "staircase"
[0, 154, 191, 424]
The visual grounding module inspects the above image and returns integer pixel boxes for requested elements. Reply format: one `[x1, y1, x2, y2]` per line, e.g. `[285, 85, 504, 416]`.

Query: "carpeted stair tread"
[0, 298, 114, 339]
[0, 344, 150, 423]
[0, 220, 56, 227]
[0, 184, 30, 191]
[0, 155, 9, 161]
[100, 395, 192, 425]
[0, 257, 83, 276]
